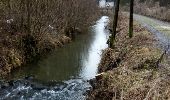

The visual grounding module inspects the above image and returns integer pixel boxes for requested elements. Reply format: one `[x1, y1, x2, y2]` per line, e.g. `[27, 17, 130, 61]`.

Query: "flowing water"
[0, 16, 110, 100]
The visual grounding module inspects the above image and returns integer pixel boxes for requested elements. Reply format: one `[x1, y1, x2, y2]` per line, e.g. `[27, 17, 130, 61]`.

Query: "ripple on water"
[0, 16, 110, 100]
[0, 79, 91, 100]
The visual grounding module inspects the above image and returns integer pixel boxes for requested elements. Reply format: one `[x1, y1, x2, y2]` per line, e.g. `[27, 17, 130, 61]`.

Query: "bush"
[0, 0, 99, 76]
[134, 0, 170, 21]
[0, 0, 99, 35]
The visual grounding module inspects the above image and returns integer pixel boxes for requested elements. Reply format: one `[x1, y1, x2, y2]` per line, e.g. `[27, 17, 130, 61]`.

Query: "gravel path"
[134, 14, 170, 51]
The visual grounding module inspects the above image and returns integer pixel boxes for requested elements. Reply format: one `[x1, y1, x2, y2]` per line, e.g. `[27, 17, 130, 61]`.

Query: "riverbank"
[0, 16, 109, 100]
[88, 13, 170, 99]
[0, 32, 71, 77]
[0, 0, 99, 78]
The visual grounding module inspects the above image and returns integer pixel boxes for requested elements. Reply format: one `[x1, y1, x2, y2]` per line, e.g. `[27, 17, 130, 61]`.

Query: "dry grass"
[88, 13, 170, 100]
[0, 0, 99, 77]
[134, 0, 170, 22]
[0, 29, 71, 77]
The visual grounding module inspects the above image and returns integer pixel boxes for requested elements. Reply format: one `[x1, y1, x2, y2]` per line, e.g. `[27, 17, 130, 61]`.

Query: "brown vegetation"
[88, 13, 170, 100]
[0, 0, 99, 76]
[0, 0, 98, 34]
[134, 0, 170, 21]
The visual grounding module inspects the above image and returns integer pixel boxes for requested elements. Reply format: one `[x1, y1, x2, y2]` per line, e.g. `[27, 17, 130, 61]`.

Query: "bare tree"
[0, 0, 99, 36]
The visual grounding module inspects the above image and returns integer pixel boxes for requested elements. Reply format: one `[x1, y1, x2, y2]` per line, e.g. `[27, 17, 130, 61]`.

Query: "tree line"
[0, 0, 99, 74]
[0, 0, 98, 36]
[139, 0, 170, 7]
[134, 0, 170, 21]
[119, 0, 170, 7]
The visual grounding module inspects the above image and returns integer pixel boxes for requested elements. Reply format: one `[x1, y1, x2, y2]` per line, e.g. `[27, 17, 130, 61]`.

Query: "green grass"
[134, 14, 170, 36]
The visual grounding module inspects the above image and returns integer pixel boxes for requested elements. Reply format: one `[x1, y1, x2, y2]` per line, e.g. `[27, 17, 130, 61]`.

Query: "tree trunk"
[109, 0, 120, 48]
[129, 0, 134, 38]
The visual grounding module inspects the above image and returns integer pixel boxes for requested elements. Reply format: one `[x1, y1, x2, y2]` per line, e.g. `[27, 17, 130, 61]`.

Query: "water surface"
[0, 16, 109, 100]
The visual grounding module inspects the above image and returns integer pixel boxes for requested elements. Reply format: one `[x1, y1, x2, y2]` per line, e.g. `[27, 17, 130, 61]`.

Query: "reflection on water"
[80, 17, 109, 79]
[1, 16, 110, 100]
[9, 16, 109, 82]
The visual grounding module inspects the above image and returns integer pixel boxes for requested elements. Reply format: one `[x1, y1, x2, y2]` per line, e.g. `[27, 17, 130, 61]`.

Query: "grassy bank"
[88, 13, 170, 100]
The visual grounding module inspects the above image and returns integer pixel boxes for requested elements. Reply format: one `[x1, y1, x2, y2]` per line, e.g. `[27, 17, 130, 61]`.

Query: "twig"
[144, 78, 160, 100]
[156, 44, 170, 67]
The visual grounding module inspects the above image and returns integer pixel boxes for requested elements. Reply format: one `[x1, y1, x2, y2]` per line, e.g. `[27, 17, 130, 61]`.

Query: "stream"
[0, 16, 110, 100]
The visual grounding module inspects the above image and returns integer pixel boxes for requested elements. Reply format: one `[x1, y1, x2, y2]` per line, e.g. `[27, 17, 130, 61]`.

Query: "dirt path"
[134, 14, 170, 34]
[134, 14, 170, 51]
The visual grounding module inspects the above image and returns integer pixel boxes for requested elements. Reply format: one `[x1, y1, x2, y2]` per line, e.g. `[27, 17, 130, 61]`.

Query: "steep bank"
[88, 13, 170, 99]
[0, 32, 71, 77]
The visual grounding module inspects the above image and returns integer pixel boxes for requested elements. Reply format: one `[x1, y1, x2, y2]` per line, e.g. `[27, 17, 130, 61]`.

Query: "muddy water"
[0, 16, 110, 100]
